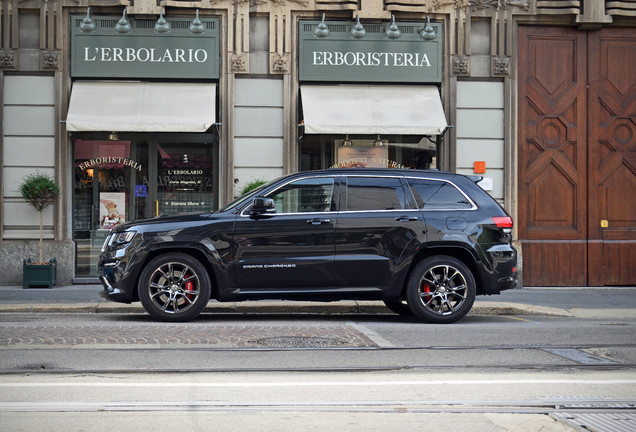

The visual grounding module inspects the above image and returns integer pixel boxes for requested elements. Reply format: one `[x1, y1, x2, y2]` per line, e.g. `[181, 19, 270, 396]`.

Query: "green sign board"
[299, 19, 443, 83]
[71, 15, 220, 79]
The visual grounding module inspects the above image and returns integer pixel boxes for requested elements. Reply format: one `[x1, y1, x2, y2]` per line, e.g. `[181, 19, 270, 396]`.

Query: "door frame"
[518, 25, 636, 286]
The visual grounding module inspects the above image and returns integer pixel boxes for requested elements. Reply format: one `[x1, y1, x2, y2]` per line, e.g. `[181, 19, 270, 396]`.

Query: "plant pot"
[23, 259, 57, 289]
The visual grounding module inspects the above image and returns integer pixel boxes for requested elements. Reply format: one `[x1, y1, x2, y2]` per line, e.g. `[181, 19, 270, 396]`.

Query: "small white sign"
[478, 177, 494, 191]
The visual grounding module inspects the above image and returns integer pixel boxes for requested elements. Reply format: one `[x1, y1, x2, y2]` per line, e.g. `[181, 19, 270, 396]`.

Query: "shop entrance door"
[153, 137, 216, 217]
[518, 26, 636, 286]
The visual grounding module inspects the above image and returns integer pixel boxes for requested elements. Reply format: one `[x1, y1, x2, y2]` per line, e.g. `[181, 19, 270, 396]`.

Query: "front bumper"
[98, 263, 137, 303]
[97, 235, 144, 304]
[98, 275, 133, 303]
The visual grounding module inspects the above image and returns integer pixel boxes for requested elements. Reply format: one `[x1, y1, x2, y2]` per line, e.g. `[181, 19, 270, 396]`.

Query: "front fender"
[139, 235, 234, 299]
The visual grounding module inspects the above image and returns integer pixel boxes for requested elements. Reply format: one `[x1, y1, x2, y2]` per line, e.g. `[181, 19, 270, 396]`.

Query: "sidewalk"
[1, 284, 635, 319]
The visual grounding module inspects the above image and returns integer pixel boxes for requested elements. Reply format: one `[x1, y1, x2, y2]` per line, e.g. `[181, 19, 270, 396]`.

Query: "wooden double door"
[518, 26, 636, 286]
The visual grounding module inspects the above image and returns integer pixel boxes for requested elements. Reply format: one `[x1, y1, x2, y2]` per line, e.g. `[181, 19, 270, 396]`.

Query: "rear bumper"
[480, 244, 518, 295]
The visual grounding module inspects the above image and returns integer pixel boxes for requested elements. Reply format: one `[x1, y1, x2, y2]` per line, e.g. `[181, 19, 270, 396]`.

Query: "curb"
[0, 301, 572, 317]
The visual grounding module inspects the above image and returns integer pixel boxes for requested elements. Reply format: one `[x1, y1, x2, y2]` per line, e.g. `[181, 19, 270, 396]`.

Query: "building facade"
[1, 0, 634, 286]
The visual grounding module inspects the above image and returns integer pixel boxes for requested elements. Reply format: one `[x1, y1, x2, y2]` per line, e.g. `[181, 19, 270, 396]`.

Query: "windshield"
[218, 177, 280, 212]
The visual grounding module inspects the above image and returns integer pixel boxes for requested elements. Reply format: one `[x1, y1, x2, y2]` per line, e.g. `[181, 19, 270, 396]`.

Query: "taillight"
[492, 216, 513, 229]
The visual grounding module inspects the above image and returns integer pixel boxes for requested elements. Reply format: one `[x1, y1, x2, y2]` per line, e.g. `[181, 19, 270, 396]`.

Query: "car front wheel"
[138, 253, 211, 322]
[406, 256, 475, 324]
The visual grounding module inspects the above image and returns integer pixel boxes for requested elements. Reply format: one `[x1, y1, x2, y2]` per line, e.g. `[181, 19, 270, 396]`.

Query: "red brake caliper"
[421, 283, 432, 302]
[184, 274, 194, 300]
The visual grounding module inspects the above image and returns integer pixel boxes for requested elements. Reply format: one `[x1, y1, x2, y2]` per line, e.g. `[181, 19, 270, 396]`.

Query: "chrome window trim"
[338, 209, 421, 215]
[238, 173, 478, 216]
[239, 175, 339, 218]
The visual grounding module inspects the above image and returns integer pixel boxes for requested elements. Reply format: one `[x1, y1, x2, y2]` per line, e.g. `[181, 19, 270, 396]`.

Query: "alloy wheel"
[147, 261, 201, 314]
[417, 264, 468, 316]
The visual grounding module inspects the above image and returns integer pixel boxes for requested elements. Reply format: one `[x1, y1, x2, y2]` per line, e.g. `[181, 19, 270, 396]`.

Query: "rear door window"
[345, 176, 408, 211]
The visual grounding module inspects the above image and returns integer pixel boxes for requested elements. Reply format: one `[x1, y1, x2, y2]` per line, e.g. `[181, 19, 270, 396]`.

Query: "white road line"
[1, 379, 635, 388]
[347, 321, 395, 347]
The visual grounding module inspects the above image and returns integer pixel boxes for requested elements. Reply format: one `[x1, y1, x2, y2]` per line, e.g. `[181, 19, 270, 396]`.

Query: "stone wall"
[0, 241, 74, 286]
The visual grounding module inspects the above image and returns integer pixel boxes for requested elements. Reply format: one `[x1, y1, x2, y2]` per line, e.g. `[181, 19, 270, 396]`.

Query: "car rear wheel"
[138, 253, 211, 322]
[406, 256, 475, 324]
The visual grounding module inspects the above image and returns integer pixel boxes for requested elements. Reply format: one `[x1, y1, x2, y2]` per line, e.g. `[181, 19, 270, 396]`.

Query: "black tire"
[383, 300, 414, 316]
[406, 256, 476, 324]
[138, 253, 211, 322]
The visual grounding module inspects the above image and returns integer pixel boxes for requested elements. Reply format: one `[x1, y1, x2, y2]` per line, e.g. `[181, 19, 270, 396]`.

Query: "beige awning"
[66, 81, 216, 132]
[300, 85, 447, 135]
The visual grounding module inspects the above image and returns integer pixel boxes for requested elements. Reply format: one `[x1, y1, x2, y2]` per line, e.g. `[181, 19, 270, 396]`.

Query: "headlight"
[101, 235, 112, 252]
[108, 231, 137, 247]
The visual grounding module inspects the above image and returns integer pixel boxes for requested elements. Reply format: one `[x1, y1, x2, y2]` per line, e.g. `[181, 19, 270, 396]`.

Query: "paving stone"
[0, 321, 378, 348]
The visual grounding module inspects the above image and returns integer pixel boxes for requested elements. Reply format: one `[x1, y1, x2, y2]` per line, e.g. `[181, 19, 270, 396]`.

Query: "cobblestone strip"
[0, 323, 378, 348]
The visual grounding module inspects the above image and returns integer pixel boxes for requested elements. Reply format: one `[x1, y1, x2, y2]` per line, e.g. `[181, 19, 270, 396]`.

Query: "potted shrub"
[19, 172, 60, 288]
[239, 178, 267, 196]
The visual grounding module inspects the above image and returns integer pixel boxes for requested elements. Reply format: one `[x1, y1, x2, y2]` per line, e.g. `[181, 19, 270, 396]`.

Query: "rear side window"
[346, 177, 408, 211]
[407, 178, 473, 210]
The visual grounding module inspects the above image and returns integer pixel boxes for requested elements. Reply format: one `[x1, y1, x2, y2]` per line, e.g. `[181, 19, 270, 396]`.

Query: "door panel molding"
[587, 28, 636, 285]
[519, 26, 636, 286]
[518, 26, 588, 286]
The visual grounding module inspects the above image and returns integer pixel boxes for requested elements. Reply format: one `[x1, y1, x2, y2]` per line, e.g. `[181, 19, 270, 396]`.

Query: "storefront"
[66, 12, 220, 277]
[4, 2, 632, 287]
[297, 17, 447, 171]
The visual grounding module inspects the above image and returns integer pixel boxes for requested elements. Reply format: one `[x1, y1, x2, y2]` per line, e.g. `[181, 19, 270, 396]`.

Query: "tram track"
[0, 398, 634, 413]
[0, 343, 634, 374]
[1, 377, 634, 430]
[1, 364, 636, 375]
[2, 341, 635, 351]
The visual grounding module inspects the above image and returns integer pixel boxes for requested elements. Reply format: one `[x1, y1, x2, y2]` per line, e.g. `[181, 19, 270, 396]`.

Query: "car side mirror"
[251, 197, 276, 215]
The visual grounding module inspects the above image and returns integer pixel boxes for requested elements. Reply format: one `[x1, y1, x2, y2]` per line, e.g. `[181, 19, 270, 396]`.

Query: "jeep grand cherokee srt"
[98, 169, 517, 323]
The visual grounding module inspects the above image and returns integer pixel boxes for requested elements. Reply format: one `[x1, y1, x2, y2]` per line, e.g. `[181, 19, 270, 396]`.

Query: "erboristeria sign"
[299, 19, 442, 83]
[71, 15, 220, 79]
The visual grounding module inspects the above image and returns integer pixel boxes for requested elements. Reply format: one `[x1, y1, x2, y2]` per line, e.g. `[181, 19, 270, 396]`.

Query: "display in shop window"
[135, 185, 148, 198]
[335, 145, 396, 169]
[100, 192, 126, 229]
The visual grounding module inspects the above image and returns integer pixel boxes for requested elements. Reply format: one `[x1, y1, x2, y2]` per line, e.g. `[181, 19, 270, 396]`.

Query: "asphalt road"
[0, 307, 635, 431]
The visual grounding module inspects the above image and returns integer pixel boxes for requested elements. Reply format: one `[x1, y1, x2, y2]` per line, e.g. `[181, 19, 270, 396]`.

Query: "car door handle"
[395, 216, 419, 222]
[307, 218, 331, 225]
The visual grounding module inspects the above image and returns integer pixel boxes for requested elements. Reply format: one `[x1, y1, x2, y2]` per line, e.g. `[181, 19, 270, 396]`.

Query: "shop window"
[74, 139, 136, 276]
[299, 135, 437, 171]
[73, 135, 216, 278]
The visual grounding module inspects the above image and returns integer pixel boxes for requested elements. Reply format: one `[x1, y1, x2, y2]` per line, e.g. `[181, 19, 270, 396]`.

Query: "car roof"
[290, 168, 465, 180]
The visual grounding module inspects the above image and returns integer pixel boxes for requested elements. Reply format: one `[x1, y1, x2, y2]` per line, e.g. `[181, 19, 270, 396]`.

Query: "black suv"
[98, 169, 517, 323]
